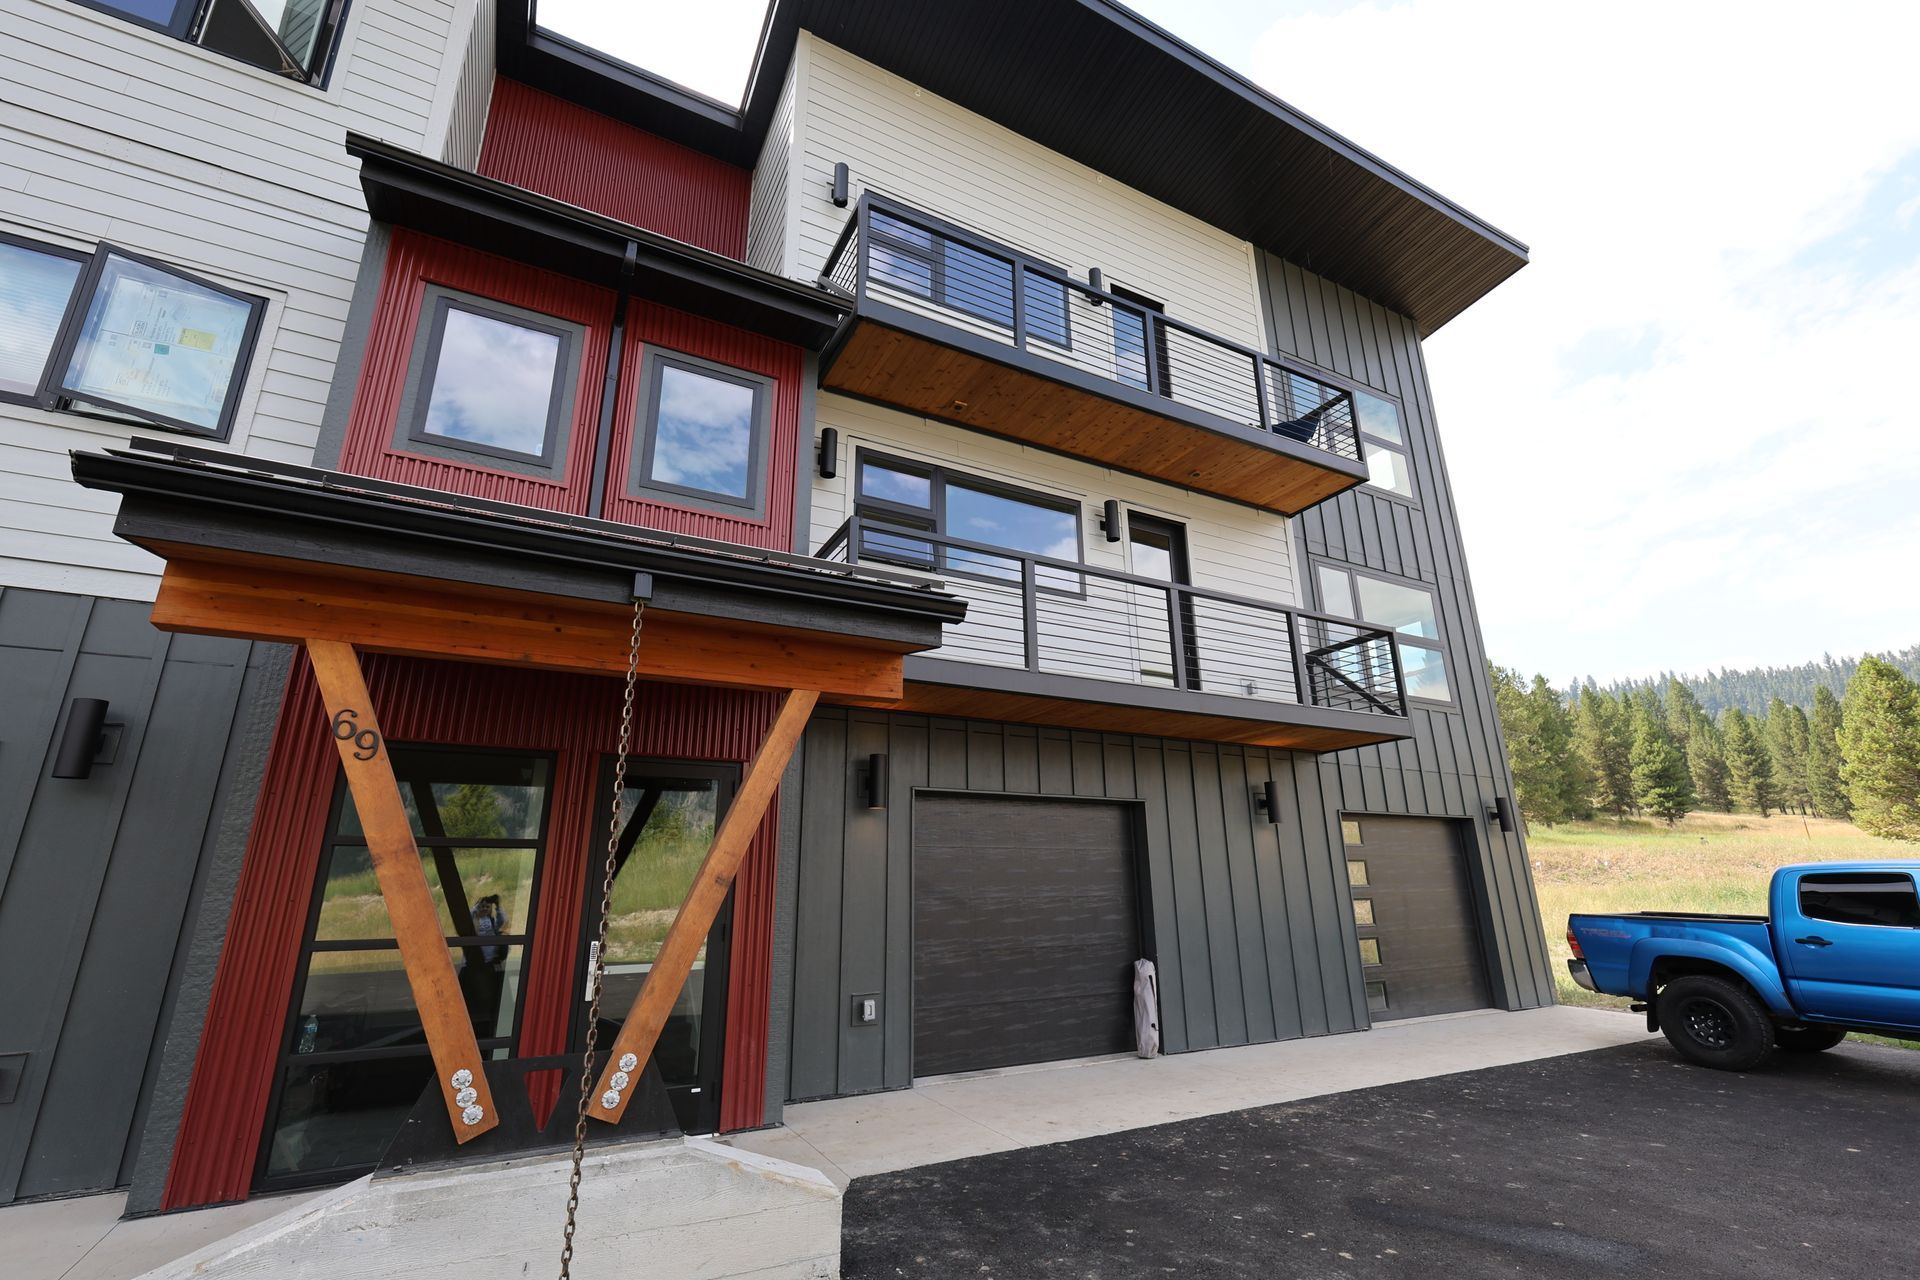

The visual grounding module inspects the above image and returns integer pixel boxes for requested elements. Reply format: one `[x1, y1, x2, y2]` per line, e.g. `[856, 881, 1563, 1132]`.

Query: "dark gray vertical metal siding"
[1260, 251, 1554, 1011]
[0, 588, 261, 1204]
[781, 711, 1366, 1101]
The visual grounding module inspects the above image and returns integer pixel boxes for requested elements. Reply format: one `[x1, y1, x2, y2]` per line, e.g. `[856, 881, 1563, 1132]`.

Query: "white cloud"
[1194, 0, 1920, 682]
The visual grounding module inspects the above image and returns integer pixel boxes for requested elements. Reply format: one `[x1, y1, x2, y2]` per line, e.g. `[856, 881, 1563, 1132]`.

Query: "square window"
[631, 353, 771, 516]
[0, 237, 85, 400]
[1358, 938, 1382, 966]
[1366, 981, 1390, 1013]
[1353, 898, 1375, 926]
[1346, 858, 1368, 885]
[1401, 646, 1452, 703]
[1355, 576, 1440, 640]
[53, 246, 264, 438]
[1354, 389, 1403, 444]
[1342, 820, 1363, 848]
[1364, 441, 1413, 499]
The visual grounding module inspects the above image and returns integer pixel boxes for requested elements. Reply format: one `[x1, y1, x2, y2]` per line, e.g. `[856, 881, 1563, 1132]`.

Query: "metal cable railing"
[818, 516, 1407, 717]
[819, 193, 1364, 463]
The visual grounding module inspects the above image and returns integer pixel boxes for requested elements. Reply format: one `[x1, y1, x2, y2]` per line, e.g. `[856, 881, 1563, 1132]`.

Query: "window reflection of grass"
[604, 826, 715, 966]
[314, 847, 536, 941]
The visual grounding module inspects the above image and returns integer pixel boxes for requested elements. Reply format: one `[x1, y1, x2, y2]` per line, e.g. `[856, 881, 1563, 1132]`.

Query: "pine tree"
[1687, 715, 1733, 813]
[1665, 679, 1703, 754]
[1764, 697, 1812, 814]
[1573, 688, 1634, 821]
[1837, 657, 1920, 842]
[1491, 666, 1586, 826]
[1723, 707, 1777, 817]
[1631, 701, 1695, 825]
[1806, 685, 1849, 819]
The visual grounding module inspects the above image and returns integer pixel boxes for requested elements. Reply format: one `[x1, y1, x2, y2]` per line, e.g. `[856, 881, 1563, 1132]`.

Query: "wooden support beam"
[589, 688, 820, 1123]
[150, 558, 906, 700]
[305, 639, 499, 1143]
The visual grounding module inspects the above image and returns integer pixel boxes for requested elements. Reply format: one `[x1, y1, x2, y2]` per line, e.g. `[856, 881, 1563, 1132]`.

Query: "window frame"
[865, 206, 1073, 352]
[38, 241, 267, 441]
[394, 286, 582, 473]
[1312, 560, 1453, 706]
[69, 0, 354, 88]
[254, 744, 558, 1193]
[1350, 386, 1416, 505]
[625, 348, 774, 519]
[851, 447, 1086, 593]
[0, 230, 90, 409]
[1798, 872, 1920, 930]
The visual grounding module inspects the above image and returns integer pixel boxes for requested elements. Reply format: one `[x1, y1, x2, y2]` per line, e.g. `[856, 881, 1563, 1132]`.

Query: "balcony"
[819, 516, 1411, 751]
[817, 195, 1372, 516]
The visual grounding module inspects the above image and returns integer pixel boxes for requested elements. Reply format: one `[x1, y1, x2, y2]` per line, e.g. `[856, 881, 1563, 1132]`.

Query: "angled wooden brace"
[588, 687, 819, 1123]
[305, 639, 500, 1142]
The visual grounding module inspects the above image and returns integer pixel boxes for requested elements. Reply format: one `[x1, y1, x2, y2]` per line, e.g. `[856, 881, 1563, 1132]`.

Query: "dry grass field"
[1530, 811, 1901, 1010]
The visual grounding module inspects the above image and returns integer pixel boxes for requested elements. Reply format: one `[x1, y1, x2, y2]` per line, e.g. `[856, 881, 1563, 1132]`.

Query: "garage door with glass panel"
[914, 796, 1142, 1076]
[1343, 815, 1491, 1021]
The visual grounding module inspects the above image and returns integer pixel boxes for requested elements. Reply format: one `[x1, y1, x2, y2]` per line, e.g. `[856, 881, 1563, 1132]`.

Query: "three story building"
[2, 0, 1550, 1218]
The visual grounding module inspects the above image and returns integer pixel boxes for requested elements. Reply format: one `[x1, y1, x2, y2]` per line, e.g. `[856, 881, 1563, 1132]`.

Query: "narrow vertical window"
[0, 235, 86, 402]
[629, 352, 772, 517]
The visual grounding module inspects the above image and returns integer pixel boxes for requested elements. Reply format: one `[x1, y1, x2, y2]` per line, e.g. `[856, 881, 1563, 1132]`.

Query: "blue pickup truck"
[1568, 862, 1920, 1069]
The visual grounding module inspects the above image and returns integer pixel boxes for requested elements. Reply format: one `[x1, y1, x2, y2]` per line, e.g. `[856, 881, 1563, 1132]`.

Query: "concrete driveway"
[841, 1036, 1919, 1278]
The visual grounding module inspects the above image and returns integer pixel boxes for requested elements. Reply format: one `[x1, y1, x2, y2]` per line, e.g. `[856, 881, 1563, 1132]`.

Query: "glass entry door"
[1127, 513, 1199, 688]
[572, 760, 735, 1133]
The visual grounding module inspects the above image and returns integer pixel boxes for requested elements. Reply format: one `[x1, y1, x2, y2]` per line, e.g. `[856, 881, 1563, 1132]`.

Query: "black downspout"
[587, 241, 640, 517]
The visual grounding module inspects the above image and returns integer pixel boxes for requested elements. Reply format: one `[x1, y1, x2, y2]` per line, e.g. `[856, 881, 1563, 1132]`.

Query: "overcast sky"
[538, 0, 1920, 686]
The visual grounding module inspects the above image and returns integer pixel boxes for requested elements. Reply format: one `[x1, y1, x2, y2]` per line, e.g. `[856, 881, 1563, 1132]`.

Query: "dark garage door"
[1343, 816, 1491, 1021]
[914, 796, 1141, 1077]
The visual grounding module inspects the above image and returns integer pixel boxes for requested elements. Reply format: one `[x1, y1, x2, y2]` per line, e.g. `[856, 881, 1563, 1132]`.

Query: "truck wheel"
[1776, 1025, 1848, 1053]
[1658, 975, 1775, 1070]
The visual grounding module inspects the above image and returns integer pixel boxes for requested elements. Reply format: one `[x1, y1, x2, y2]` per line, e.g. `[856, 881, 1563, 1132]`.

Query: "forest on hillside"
[1491, 656, 1920, 841]
[1588, 645, 1920, 718]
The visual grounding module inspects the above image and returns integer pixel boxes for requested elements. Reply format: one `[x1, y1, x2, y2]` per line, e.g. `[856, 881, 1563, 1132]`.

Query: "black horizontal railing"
[818, 516, 1407, 718]
[820, 193, 1364, 464]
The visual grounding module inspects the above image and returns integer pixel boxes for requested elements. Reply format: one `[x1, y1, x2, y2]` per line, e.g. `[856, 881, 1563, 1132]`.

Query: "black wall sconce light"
[52, 697, 111, 780]
[817, 426, 839, 479]
[1088, 266, 1105, 304]
[1099, 498, 1123, 542]
[1487, 796, 1516, 833]
[831, 162, 850, 208]
[1252, 779, 1283, 824]
[863, 752, 889, 810]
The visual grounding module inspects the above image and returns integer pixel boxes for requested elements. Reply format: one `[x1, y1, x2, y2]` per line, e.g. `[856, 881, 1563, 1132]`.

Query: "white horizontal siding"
[746, 58, 798, 274]
[790, 33, 1267, 349]
[0, 0, 480, 602]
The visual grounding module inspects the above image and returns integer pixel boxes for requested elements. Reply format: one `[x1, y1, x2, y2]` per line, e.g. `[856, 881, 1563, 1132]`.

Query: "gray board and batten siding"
[0, 587, 281, 1206]
[1256, 248, 1554, 1012]
[777, 708, 1380, 1105]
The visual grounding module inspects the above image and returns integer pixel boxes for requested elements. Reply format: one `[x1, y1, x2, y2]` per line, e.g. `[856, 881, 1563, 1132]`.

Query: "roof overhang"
[349, 134, 849, 349]
[498, 0, 1527, 336]
[72, 440, 964, 699]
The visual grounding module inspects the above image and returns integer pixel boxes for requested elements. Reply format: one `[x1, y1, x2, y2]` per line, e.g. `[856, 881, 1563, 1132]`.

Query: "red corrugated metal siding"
[478, 77, 750, 259]
[162, 655, 782, 1210]
[601, 300, 802, 549]
[337, 231, 800, 551]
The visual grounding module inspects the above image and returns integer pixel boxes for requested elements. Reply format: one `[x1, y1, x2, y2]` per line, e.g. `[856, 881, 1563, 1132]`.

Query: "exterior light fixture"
[1088, 267, 1105, 304]
[864, 752, 889, 810]
[831, 162, 850, 208]
[52, 698, 110, 779]
[1252, 780, 1282, 823]
[1488, 796, 1516, 833]
[1100, 498, 1123, 542]
[817, 426, 839, 479]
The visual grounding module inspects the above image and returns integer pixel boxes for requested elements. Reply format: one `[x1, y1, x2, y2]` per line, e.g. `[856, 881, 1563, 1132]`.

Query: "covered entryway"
[913, 795, 1142, 1076]
[1343, 815, 1491, 1020]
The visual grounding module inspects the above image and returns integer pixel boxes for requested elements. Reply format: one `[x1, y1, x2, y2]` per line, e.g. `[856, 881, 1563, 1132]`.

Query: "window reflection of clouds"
[860, 461, 931, 506]
[423, 309, 561, 456]
[650, 365, 754, 498]
[0, 244, 81, 395]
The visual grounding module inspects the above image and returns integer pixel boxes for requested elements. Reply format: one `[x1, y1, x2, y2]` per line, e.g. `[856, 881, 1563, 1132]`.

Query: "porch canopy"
[73, 438, 963, 1144]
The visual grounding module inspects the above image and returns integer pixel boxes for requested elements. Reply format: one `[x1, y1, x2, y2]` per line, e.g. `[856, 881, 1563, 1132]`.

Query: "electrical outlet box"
[850, 994, 879, 1026]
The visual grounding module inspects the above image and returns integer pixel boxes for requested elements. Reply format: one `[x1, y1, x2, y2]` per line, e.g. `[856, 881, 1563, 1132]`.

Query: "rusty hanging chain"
[559, 594, 646, 1280]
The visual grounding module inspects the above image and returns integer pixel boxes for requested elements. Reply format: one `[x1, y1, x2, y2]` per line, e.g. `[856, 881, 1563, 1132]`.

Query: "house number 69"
[331, 708, 383, 761]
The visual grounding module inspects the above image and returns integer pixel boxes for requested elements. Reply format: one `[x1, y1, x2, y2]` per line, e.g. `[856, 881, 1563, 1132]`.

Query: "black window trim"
[37, 240, 267, 441]
[627, 347, 774, 519]
[865, 205, 1073, 352]
[398, 287, 579, 471]
[254, 742, 558, 1193]
[1798, 871, 1920, 930]
[1311, 558, 1452, 706]
[69, 0, 354, 89]
[852, 447, 1087, 594]
[1349, 385, 1416, 505]
[0, 229, 89, 410]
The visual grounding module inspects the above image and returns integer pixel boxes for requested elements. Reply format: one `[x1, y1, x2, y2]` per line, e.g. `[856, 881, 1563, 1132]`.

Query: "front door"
[571, 760, 735, 1133]
[1127, 512, 1199, 689]
[1779, 869, 1920, 1028]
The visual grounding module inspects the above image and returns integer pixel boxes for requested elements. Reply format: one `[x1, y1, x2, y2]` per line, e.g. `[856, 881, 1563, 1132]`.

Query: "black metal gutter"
[70, 445, 966, 649]
[347, 134, 848, 349]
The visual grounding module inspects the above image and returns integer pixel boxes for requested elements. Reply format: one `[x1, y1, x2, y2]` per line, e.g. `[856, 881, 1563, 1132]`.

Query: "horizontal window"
[854, 451, 1083, 590]
[866, 209, 1071, 350]
[11, 237, 267, 439]
[1315, 563, 1451, 704]
[629, 351, 773, 516]
[1800, 873, 1920, 929]
[75, 0, 348, 85]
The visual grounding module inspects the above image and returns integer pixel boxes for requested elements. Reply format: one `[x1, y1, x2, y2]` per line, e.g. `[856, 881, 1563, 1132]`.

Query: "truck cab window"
[1799, 873, 1920, 928]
